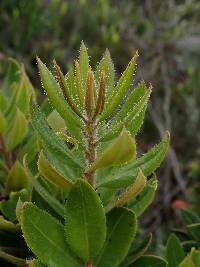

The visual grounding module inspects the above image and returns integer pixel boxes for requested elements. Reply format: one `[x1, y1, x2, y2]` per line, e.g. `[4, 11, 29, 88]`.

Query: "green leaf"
[106, 169, 146, 212]
[133, 132, 170, 176]
[16, 197, 24, 223]
[128, 176, 157, 216]
[38, 151, 73, 190]
[79, 41, 89, 94]
[4, 84, 20, 129]
[65, 68, 78, 104]
[120, 233, 152, 266]
[113, 81, 147, 123]
[64, 179, 106, 262]
[32, 177, 65, 218]
[190, 249, 200, 266]
[14, 66, 35, 115]
[187, 223, 200, 242]
[97, 133, 169, 188]
[7, 108, 28, 150]
[130, 255, 167, 267]
[178, 248, 200, 267]
[0, 112, 7, 133]
[100, 87, 151, 142]
[0, 189, 29, 222]
[0, 91, 7, 111]
[31, 103, 82, 180]
[21, 202, 82, 267]
[6, 161, 30, 194]
[37, 57, 81, 140]
[180, 209, 200, 226]
[18, 133, 39, 163]
[89, 128, 136, 172]
[47, 109, 66, 132]
[95, 207, 137, 267]
[95, 49, 115, 99]
[101, 52, 138, 121]
[166, 234, 185, 267]
[2, 58, 20, 97]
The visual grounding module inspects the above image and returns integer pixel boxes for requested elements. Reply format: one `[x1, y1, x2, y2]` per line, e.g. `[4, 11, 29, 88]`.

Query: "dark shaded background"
[1, 0, 200, 251]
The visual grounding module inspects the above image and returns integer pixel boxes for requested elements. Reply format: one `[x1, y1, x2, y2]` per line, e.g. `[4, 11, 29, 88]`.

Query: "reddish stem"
[85, 260, 93, 267]
[84, 119, 97, 186]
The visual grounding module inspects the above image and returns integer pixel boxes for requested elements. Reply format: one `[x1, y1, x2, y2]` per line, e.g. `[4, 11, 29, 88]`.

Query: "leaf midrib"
[95, 210, 126, 266]
[80, 182, 90, 259]
[26, 214, 68, 257]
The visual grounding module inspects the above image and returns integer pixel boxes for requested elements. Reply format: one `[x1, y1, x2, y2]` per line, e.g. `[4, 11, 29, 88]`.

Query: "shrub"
[20, 43, 169, 267]
[1, 43, 169, 266]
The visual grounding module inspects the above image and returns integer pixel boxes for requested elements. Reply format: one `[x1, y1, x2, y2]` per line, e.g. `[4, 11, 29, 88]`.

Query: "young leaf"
[130, 255, 167, 267]
[16, 66, 35, 115]
[97, 133, 169, 188]
[100, 52, 138, 121]
[6, 161, 30, 194]
[106, 169, 146, 212]
[65, 67, 77, 102]
[93, 71, 106, 118]
[21, 202, 82, 267]
[89, 128, 136, 172]
[95, 49, 115, 100]
[2, 58, 20, 97]
[128, 176, 157, 216]
[112, 81, 147, 123]
[37, 57, 81, 140]
[85, 67, 95, 117]
[38, 151, 73, 190]
[7, 108, 28, 150]
[100, 87, 151, 142]
[54, 61, 82, 118]
[95, 207, 137, 267]
[79, 41, 89, 93]
[166, 234, 185, 267]
[132, 132, 170, 176]
[64, 179, 106, 262]
[31, 103, 82, 180]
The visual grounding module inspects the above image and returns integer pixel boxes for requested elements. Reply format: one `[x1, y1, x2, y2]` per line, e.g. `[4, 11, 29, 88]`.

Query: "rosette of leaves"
[20, 42, 169, 267]
[0, 59, 37, 266]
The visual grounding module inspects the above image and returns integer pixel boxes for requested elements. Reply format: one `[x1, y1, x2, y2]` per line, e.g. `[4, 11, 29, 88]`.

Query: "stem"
[84, 119, 97, 187]
[85, 260, 93, 267]
[0, 134, 12, 169]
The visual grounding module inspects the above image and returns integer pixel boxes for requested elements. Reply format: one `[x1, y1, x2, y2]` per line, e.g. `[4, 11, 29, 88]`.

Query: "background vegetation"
[1, 0, 200, 256]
